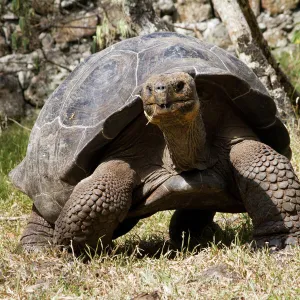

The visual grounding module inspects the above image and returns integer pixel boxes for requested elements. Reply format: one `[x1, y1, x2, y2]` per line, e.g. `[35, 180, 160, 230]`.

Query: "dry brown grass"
[0, 214, 300, 299]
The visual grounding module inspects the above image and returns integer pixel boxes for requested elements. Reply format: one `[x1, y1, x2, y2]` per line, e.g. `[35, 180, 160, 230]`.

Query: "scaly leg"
[53, 160, 138, 251]
[20, 205, 54, 250]
[230, 140, 300, 249]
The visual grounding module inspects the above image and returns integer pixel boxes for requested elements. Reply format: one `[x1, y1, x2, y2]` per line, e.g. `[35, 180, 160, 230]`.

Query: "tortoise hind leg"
[169, 209, 216, 249]
[53, 160, 138, 252]
[230, 140, 300, 249]
[20, 205, 54, 250]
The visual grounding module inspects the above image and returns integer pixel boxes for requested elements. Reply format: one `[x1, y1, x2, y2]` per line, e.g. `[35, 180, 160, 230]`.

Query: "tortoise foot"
[53, 160, 137, 252]
[19, 205, 54, 251]
[253, 231, 300, 251]
[231, 140, 300, 249]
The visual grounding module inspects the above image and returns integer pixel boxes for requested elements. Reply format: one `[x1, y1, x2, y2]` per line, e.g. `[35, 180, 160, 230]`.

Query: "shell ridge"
[74, 161, 88, 177]
[59, 46, 115, 119]
[138, 43, 166, 54]
[135, 52, 139, 87]
[208, 45, 230, 72]
[232, 88, 252, 101]
[37, 114, 103, 131]
[59, 55, 99, 116]
[193, 66, 199, 76]
[117, 49, 138, 55]
[73, 128, 87, 159]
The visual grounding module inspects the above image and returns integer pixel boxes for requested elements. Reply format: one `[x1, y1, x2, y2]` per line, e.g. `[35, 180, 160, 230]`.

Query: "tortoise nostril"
[155, 83, 166, 92]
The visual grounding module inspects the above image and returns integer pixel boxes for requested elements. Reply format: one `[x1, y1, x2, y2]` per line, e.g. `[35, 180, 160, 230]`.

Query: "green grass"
[0, 120, 32, 216]
[276, 47, 300, 95]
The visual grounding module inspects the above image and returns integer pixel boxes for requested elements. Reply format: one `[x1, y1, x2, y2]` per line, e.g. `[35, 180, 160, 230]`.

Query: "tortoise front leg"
[230, 140, 300, 249]
[53, 160, 138, 251]
[20, 205, 54, 250]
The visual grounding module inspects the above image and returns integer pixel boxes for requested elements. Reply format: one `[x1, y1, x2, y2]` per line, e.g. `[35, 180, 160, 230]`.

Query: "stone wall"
[0, 0, 299, 121]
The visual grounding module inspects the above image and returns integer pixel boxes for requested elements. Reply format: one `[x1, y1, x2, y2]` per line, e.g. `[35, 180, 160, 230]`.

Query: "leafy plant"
[11, 0, 35, 52]
[91, 1, 133, 53]
[276, 47, 300, 99]
[292, 30, 300, 45]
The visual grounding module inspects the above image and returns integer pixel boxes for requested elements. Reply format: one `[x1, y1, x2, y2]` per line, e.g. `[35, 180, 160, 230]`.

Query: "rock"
[259, 22, 267, 32]
[0, 45, 82, 107]
[203, 18, 232, 49]
[261, 0, 299, 15]
[173, 21, 208, 38]
[201, 264, 240, 282]
[18, 70, 33, 90]
[124, 0, 170, 36]
[61, 0, 78, 8]
[32, 0, 57, 15]
[25, 281, 50, 293]
[257, 12, 293, 29]
[263, 28, 288, 48]
[2, 12, 18, 21]
[53, 12, 98, 43]
[162, 15, 173, 24]
[21, 43, 91, 106]
[2, 22, 15, 45]
[294, 9, 300, 24]
[0, 51, 42, 75]
[283, 23, 294, 32]
[288, 12, 300, 42]
[24, 73, 49, 107]
[39, 32, 54, 50]
[0, 32, 9, 57]
[132, 291, 161, 300]
[176, 0, 212, 23]
[24, 68, 69, 107]
[197, 21, 208, 32]
[156, 0, 176, 16]
[174, 22, 197, 37]
[0, 75, 24, 120]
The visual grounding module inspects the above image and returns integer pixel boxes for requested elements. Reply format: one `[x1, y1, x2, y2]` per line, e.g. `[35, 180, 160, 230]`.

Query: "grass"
[276, 46, 300, 95]
[0, 117, 300, 299]
[0, 50, 300, 299]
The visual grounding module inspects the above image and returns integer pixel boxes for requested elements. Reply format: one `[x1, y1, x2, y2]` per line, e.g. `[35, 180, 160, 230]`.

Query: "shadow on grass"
[80, 215, 253, 261]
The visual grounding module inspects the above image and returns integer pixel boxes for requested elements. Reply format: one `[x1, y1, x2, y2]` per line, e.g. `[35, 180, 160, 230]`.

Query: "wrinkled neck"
[159, 113, 207, 172]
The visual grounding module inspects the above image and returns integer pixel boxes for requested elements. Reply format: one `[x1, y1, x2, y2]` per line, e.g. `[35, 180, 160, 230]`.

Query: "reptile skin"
[230, 140, 300, 248]
[53, 161, 137, 250]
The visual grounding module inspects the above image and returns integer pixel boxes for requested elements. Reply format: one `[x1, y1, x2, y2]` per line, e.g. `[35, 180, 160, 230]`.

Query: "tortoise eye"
[175, 81, 185, 92]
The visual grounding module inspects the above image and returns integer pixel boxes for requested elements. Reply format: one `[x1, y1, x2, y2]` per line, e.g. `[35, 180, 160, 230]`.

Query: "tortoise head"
[141, 72, 200, 126]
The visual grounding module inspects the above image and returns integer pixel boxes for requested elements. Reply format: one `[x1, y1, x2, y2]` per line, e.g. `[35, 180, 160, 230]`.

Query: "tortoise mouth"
[144, 99, 198, 124]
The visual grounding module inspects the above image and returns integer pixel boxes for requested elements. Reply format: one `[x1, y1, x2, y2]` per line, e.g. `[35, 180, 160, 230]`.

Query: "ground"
[0, 52, 300, 299]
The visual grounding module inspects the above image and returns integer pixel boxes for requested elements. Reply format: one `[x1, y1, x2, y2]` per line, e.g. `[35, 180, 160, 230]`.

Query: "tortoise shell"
[10, 32, 290, 223]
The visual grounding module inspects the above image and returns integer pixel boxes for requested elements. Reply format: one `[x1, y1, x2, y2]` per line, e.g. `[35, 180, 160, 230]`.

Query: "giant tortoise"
[10, 32, 300, 251]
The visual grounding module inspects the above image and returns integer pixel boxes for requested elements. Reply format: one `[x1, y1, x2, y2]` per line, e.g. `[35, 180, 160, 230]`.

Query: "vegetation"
[11, 0, 34, 52]
[277, 47, 300, 95]
[0, 108, 299, 298]
[91, 1, 133, 53]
